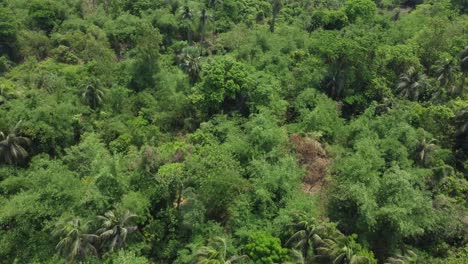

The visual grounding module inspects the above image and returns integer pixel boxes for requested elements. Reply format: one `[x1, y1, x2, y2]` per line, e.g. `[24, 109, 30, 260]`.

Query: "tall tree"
[199, 9, 209, 43]
[52, 218, 98, 261]
[181, 6, 194, 43]
[0, 121, 31, 165]
[270, 0, 283, 33]
[96, 210, 138, 252]
[0, 7, 19, 61]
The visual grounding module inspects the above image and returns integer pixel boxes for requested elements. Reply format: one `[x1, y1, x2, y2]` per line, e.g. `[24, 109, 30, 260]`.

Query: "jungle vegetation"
[0, 0, 467, 263]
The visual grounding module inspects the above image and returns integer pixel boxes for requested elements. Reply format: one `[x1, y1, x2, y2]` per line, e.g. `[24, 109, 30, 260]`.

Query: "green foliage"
[192, 56, 281, 117]
[191, 56, 253, 116]
[0, 0, 467, 263]
[0, 156, 104, 262]
[186, 142, 249, 221]
[309, 10, 349, 31]
[327, 110, 444, 260]
[105, 250, 150, 264]
[244, 232, 290, 264]
[344, 0, 377, 22]
[0, 7, 19, 60]
[28, 0, 66, 34]
[294, 89, 345, 142]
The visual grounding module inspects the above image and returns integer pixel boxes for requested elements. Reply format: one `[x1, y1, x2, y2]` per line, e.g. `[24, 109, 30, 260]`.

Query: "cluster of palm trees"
[188, 217, 368, 264]
[397, 46, 468, 101]
[53, 210, 137, 262]
[285, 217, 421, 264]
[190, 216, 419, 264]
[286, 218, 373, 264]
[179, 4, 211, 44]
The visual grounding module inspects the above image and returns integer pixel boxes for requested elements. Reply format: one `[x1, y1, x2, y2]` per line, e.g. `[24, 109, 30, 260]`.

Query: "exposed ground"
[290, 134, 330, 195]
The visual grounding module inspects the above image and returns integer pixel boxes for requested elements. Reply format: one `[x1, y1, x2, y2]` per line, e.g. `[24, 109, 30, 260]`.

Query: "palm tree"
[417, 137, 437, 167]
[323, 70, 346, 99]
[179, 47, 202, 84]
[199, 9, 209, 43]
[195, 237, 248, 264]
[459, 46, 468, 92]
[456, 107, 468, 134]
[52, 218, 98, 261]
[181, 6, 193, 43]
[96, 210, 138, 252]
[434, 59, 457, 95]
[0, 120, 31, 165]
[285, 249, 306, 264]
[397, 67, 430, 101]
[385, 250, 417, 264]
[270, 0, 283, 33]
[314, 235, 371, 264]
[287, 218, 318, 261]
[81, 78, 104, 110]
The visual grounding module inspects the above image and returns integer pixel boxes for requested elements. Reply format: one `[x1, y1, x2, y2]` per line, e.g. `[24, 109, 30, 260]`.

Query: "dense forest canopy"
[0, 0, 467, 263]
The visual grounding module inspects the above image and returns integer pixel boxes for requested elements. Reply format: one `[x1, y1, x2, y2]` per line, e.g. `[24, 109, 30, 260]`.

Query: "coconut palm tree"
[270, 0, 283, 33]
[96, 210, 138, 252]
[287, 218, 319, 261]
[417, 137, 437, 167]
[397, 67, 430, 101]
[385, 250, 417, 264]
[81, 78, 104, 110]
[434, 59, 457, 95]
[0, 120, 31, 165]
[195, 237, 248, 264]
[314, 235, 371, 264]
[52, 218, 98, 261]
[456, 107, 468, 134]
[285, 249, 306, 264]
